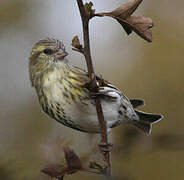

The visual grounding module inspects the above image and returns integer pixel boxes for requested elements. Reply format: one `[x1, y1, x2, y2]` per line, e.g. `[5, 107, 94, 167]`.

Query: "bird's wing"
[68, 65, 130, 102]
[68, 65, 91, 86]
[68, 65, 119, 100]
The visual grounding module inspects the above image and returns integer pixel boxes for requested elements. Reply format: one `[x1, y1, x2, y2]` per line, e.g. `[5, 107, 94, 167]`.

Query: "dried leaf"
[126, 16, 153, 42]
[41, 147, 83, 178]
[72, 35, 83, 50]
[84, 2, 95, 16]
[41, 164, 66, 178]
[63, 147, 82, 171]
[109, 0, 142, 19]
[97, 0, 153, 42]
[117, 15, 153, 42]
[114, 18, 132, 35]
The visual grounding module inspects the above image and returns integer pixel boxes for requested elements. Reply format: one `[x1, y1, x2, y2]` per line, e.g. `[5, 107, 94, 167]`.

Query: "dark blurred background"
[0, 0, 183, 179]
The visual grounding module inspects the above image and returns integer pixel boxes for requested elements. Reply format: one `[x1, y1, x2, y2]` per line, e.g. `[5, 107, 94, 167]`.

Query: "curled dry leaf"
[63, 147, 82, 171]
[41, 164, 66, 179]
[41, 147, 105, 178]
[41, 147, 82, 178]
[97, 0, 153, 42]
[123, 16, 153, 42]
[109, 0, 143, 19]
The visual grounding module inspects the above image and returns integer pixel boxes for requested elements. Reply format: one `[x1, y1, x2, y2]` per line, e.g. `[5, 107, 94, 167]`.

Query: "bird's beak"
[61, 51, 68, 58]
[56, 50, 68, 60]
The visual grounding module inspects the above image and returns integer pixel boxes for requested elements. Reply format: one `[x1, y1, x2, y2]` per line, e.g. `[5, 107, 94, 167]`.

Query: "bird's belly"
[41, 85, 123, 133]
[64, 99, 121, 133]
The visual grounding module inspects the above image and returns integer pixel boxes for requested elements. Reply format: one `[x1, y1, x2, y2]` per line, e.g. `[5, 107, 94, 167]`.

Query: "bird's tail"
[134, 110, 163, 135]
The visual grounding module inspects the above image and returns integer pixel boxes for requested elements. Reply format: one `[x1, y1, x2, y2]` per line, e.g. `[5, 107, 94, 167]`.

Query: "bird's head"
[29, 38, 68, 65]
[29, 38, 68, 86]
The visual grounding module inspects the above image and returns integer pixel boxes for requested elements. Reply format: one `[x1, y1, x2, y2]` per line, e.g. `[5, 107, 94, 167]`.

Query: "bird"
[29, 38, 163, 135]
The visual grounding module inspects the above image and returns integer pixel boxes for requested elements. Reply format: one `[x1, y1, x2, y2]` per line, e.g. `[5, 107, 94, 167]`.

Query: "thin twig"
[76, 0, 112, 178]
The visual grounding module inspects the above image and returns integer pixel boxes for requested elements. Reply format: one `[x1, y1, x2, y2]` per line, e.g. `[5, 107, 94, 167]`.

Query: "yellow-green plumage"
[29, 38, 163, 134]
[30, 48, 92, 131]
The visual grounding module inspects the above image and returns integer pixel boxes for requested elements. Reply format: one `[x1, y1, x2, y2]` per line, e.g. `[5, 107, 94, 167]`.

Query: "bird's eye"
[43, 49, 54, 55]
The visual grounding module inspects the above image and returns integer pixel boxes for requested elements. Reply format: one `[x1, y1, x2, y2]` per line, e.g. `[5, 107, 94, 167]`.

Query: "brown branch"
[76, 0, 112, 178]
